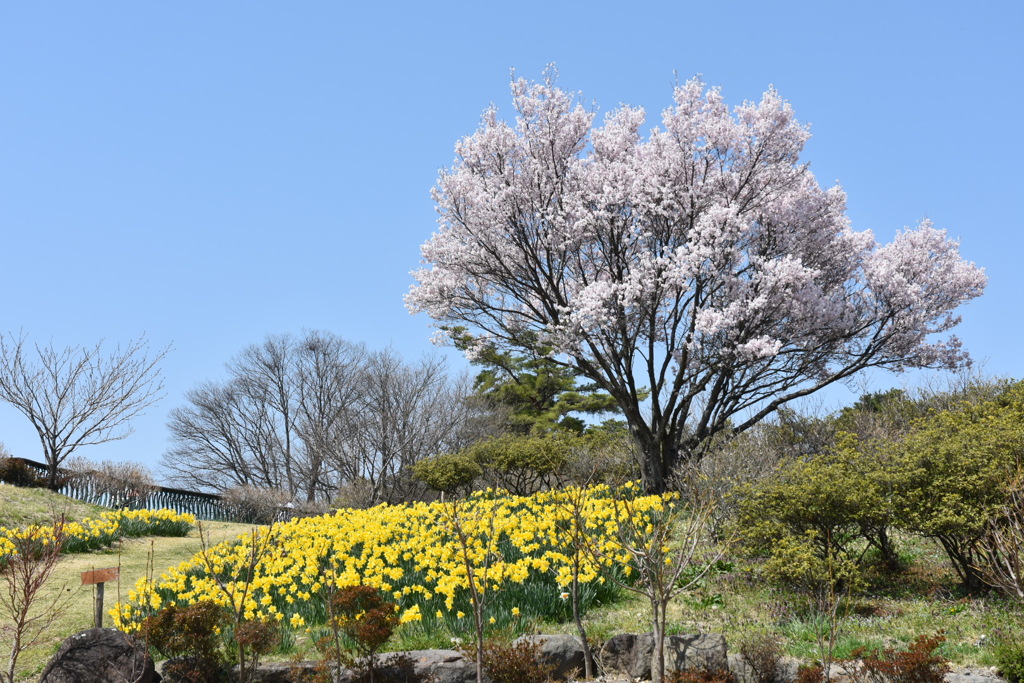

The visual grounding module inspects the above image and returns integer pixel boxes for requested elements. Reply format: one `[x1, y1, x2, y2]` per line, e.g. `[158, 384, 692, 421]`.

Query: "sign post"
[81, 567, 119, 628]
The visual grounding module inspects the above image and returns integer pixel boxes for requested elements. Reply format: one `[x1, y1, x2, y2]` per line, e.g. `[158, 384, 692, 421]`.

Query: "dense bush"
[411, 452, 483, 495]
[480, 639, 556, 683]
[415, 428, 638, 496]
[734, 380, 1024, 592]
[733, 438, 887, 591]
[139, 600, 229, 682]
[886, 381, 1024, 591]
[992, 636, 1024, 683]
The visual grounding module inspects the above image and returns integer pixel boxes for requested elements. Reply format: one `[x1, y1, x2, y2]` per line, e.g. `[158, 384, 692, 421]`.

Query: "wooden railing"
[5, 457, 234, 522]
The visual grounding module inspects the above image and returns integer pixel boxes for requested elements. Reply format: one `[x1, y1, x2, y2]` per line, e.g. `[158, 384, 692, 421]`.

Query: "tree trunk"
[633, 430, 683, 494]
[571, 569, 593, 678]
[651, 602, 666, 683]
[46, 461, 61, 491]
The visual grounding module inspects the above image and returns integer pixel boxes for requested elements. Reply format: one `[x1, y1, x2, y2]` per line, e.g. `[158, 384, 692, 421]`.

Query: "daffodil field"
[0, 508, 195, 567]
[113, 485, 669, 642]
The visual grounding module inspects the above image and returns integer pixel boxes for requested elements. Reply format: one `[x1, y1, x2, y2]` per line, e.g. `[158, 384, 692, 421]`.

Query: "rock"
[728, 653, 802, 683]
[599, 633, 730, 680]
[599, 633, 656, 680]
[39, 627, 157, 683]
[664, 634, 728, 674]
[402, 648, 489, 683]
[514, 634, 587, 680]
[230, 660, 326, 682]
[944, 668, 1007, 683]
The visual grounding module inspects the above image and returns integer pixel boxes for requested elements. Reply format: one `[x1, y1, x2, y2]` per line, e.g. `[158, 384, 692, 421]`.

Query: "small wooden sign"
[81, 567, 119, 585]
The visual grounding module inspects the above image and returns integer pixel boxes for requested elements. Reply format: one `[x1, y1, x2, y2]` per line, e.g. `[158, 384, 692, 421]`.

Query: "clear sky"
[1, 1, 1021, 480]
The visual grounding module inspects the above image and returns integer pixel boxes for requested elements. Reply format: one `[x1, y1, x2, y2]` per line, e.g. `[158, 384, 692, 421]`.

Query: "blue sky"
[1, 1, 1021, 479]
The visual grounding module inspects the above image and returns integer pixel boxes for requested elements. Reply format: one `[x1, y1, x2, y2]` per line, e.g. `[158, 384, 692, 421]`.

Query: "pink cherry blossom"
[406, 69, 986, 492]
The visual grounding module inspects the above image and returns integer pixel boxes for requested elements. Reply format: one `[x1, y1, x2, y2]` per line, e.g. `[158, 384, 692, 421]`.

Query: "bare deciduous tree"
[0, 333, 168, 489]
[330, 349, 483, 506]
[163, 333, 482, 505]
[0, 513, 73, 683]
[293, 331, 366, 503]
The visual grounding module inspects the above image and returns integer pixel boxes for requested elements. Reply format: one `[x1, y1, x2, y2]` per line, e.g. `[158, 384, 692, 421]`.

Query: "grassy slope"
[3, 484, 1017, 679]
[1, 485, 253, 682]
[0, 483, 107, 529]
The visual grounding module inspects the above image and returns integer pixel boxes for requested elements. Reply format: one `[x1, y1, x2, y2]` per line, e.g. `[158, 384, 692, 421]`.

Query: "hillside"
[0, 482, 107, 529]
[0, 484, 253, 681]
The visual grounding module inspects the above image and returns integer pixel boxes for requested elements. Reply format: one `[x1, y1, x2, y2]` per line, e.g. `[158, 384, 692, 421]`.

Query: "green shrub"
[412, 452, 483, 494]
[991, 635, 1024, 683]
[886, 381, 1024, 591]
[732, 439, 885, 591]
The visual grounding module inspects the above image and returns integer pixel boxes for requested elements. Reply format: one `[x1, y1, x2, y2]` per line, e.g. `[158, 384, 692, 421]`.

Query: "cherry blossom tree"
[406, 69, 987, 492]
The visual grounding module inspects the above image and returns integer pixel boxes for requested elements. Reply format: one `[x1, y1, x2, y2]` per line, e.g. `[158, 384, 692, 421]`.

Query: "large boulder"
[402, 649, 488, 683]
[599, 633, 656, 680]
[513, 634, 587, 680]
[600, 633, 730, 680]
[664, 634, 728, 674]
[39, 628, 157, 683]
[728, 653, 802, 683]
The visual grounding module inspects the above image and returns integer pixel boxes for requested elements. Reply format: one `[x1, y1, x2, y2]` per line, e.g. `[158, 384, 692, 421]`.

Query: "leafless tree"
[292, 331, 366, 502]
[164, 331, 365, 499]
[163, 381, 268, 491]
[328, 349, 483, 506]
[164, 334, 480, 505]
[1, 513, 73, 683]
[0, 333, 168, 489]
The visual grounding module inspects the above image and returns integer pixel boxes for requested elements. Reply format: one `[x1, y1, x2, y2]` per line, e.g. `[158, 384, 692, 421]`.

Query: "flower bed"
[0, 508, 196, 566]
[113, 485, 667, 638]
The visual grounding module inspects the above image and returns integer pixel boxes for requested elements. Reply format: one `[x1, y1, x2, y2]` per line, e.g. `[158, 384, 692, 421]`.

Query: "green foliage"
[449, 327, 621, 435]
[733, 444, 885, 591]
[411, 452, 483, 494]
[462, 433, 573, 495]
[737, 380, 1024, 592]
[415, 427, 637, 494]
[991, 634, 1024, 683]
[886, 381, 1024, 589]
